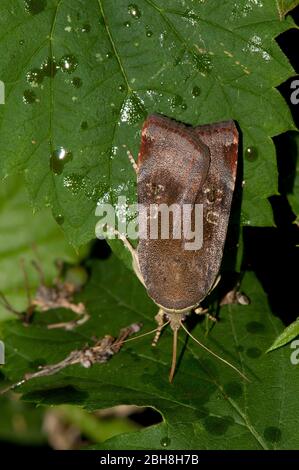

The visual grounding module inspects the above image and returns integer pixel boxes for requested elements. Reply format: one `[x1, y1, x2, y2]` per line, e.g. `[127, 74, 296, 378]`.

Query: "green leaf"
[276, 0, 299, 19]
[267, 317, 299, 352]
[0, 0, 297, 250]
[2, 257, 299, 450]
[0, 175, 81, 320]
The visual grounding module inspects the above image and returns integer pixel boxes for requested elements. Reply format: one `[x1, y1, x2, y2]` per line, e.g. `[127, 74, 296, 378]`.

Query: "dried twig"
[0, 257, 90, 330]
[0, 322, 142, 395]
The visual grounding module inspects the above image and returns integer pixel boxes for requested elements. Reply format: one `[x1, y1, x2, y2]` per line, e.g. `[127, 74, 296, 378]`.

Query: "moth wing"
[190, 120, 239, 298]
[137, 114, 211, 310]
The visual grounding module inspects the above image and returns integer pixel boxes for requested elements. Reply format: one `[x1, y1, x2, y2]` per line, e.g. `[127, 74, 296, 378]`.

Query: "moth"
[109, 114, 245, 382]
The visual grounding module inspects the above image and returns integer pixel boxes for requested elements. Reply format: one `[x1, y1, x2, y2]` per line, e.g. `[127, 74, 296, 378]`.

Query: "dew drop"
[26, 68, 43, 86]
[71, 77, 82, 88]
[170, 94, 183, 109]
[128, 4, 141, 19]
[120, 92, 146, 124]
[59, 54, 78, 74]
[146, 29, 153, 37]
[124, 21, 131, 27]
[19, 39, 25, 46]
[245, 146, 258, 161]
[81, 23, 91, 33]
[23, 89, 37, 104]
[192, 85, 201, 97]
[41, 57, 58, 78]
[118, 84, 125, 92]
[24, 0, 47, 15]
[181, 102, 187, 111]
[204, 416, 233, 435]
[54, 213, 64, 225]
[81, 121, 88, 130]
[50, 147, 73, 175]
[160, 437, 171, 447]
[63, 173, 85, 193]
[192, 52, 212, 74]
[105, 51, 113, 59]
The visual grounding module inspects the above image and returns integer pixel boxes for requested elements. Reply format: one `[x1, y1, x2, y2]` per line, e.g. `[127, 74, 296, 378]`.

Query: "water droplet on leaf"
[128, 4, 141, 19]
[24, 0, 47, 15]
[60, 54, 78, 74]
[71, 77, 82, 88]
[170, 94, 183, 109]
[23, 89, 37, 104]
[118, 84, 125, 92]
[63, 173, 84, 193]
[50, 147, 73, 175]
[41, 57, 58, 78]
[245, 146, 258, 161]
[192, 85, 201, 97]
[54, 213, 64, 225]
[26, 68, 43, 86]
[81, 23, 91, 33]
[120, 92, 146, 124]
[160, 437, 171, 447]
[192, 52, 212, 74]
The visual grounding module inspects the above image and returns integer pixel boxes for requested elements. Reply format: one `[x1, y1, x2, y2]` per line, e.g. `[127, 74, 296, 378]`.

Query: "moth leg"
[123, 145, 138, 174]
[152, 308, 166, 347]
[194, 306, 217, 323]
[208, 274, 221, 296]
[106, 225, 145, 287]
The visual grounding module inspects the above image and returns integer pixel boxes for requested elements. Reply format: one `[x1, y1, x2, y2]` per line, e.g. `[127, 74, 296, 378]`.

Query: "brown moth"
[112, 114, 244, 382]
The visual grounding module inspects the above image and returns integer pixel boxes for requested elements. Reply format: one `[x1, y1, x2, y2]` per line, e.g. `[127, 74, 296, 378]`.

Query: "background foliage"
[0, 0, 299, 450]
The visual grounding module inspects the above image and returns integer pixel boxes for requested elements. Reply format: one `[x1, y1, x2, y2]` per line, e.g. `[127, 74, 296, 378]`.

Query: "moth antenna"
[180, 322, 249, 382]
[169, 328, 178, 383]
[111, 321, 170, 349]
[0, 292, 21, 315]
